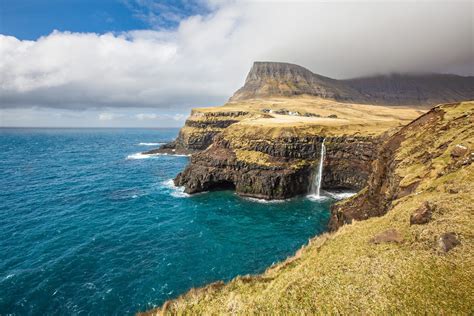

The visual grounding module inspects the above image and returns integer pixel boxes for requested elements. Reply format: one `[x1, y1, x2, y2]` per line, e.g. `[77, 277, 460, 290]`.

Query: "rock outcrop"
[175, 129, 383, 199]
[146, 61, 473, 158]
[329, 101, 474, 230]
[343, 73, 474, 106]
[229, 62, 364, 103]
[144, 109, 261, 155]
[142, 103, 473, 316]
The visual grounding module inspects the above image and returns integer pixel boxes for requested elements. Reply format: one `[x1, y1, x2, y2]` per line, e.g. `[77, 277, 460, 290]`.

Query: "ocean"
[0, 128, 335, 315]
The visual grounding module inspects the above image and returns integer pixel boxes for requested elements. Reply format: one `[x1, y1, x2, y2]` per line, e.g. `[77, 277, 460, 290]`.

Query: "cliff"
[144, 109, 261, 155]
[229, 62, 365, 103]
[142, 101, 474, 315]
[175, 130, 382, 199]
[147, 62, 472, 158]
[173, 98, 423, 199]
[329, 100, 474, 230]
[230, 62, 474, 106]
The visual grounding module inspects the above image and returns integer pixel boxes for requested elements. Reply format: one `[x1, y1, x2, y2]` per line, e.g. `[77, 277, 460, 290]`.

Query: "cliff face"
[229, 62, 363, 103]
[148, 95, 424, 199]
[147, 61, 472, 157]
[143, 101, 474, 316]
[175, 134, 313, 199]
[329, 101, 474, 230]
[229, 62, 474, 106]
[144, 109, 260, 155]
[344, 74, 474, 106]
[323, 136, 381, 189]
[175, 128, 383, 199]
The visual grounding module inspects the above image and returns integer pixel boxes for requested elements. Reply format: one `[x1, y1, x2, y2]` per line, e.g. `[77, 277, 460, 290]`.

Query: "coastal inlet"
[0, 128, 345, 315]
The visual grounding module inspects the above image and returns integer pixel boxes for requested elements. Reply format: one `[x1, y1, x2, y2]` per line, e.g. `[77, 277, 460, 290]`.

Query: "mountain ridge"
[229, 61, 474, 106]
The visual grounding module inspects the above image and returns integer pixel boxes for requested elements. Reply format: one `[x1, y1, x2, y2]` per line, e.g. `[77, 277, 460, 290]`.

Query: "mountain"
[229, 62, 474, 106]
[229, 62, 364, 103]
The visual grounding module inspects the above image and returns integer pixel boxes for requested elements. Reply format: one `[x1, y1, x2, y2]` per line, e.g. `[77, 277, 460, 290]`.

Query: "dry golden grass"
[141, 102, 474, 315]
[234, 150, 274, 167]
[190, 96, 425, 138]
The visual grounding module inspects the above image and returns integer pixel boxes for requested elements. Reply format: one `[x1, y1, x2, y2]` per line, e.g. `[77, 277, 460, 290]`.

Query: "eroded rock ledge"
[145, 97, 424, 199]
[142, 101, 473, 315]
[175, 133, 383, 199]
[329, 101, 474, 230]
[144, 109, 261, 155]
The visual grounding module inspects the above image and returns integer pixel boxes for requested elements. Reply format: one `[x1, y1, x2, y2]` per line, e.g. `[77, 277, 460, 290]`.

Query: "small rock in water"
[438, 232, 460, 253]
[370, 229, 404, 244]
[410, 201, 434, 225]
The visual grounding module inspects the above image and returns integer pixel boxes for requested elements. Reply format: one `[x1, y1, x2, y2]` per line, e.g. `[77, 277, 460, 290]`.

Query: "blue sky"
[0, 0, 208, 39]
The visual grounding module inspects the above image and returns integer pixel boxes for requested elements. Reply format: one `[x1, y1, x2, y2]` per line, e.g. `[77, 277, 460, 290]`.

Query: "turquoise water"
[0, 128, 334, 315]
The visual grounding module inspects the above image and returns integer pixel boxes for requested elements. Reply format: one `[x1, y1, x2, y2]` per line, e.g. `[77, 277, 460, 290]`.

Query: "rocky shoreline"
[142, 100, 473, 316]
[174, 133, 383, 199]
[138, 59, 474, 315]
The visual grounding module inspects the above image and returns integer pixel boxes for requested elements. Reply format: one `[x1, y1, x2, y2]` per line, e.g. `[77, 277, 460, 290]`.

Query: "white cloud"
[99, 112, 124, 121]
[0, 0, 472, 113]
[135, 113, 159, 120]
[172, 113, 186, 121]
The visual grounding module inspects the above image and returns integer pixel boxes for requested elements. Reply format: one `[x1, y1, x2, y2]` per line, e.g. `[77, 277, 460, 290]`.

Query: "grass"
[235, 150, 274, 167]
[189, 96, 425, 140]
[234, 149, 309, 169]
[141, 101, 474, 315]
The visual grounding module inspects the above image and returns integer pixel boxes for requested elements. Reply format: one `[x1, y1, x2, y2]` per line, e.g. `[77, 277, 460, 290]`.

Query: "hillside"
[229, 62, 474, 106]
[142, 101, 473, 315]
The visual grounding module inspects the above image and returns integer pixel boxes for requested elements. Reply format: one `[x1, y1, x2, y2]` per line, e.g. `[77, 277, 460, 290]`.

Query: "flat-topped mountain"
[230, 62, 474, 106]
[230, 62, 363, 103]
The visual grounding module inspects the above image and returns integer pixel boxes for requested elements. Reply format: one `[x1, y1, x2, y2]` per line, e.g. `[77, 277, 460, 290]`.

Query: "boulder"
[451, 144, 469, 158]
[438, 232, 460, 253]
[410, 201, 434, 225]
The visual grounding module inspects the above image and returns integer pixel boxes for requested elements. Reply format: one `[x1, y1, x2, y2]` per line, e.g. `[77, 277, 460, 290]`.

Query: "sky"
[0, 0, 473, 127]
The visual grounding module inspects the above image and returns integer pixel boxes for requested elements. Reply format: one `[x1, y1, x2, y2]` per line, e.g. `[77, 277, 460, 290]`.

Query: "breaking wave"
[161, 179, 190, 198]
[138, 142, 164, 146]
[126, 152, 190, 160]
[243, 196, 289, 204]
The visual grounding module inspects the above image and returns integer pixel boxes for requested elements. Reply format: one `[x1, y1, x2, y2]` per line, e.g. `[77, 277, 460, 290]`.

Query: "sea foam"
[126, 152, 190, 160]
[138, 142, 164, 146]
[243, 196, 289, 204]
[126, 152, 155, 160]
[161, 179, 190, 198]
[326, 191, 356, 200]
[306, 194, 330, 202]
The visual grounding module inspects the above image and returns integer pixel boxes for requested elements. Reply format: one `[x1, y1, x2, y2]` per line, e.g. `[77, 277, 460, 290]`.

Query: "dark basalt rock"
[329, 107, 446, 231]
[147, 110, 255, 155]
[329, 103, 472, 232]
[174, 134, 382, 200]
[184, 119, 239, 129]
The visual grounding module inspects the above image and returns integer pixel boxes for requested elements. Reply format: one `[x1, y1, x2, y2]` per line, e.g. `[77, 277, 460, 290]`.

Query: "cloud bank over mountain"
[0, 1, 472, 125]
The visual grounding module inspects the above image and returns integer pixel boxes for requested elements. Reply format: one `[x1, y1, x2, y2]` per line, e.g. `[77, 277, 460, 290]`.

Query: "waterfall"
[310, 139, 326, 198]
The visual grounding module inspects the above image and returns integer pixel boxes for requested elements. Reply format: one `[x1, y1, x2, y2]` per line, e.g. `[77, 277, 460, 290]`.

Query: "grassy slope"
[143, 101, 473, 315]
